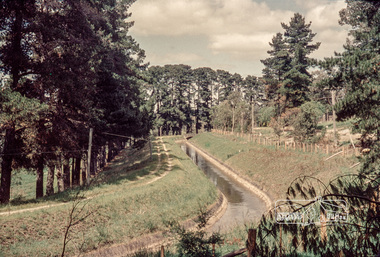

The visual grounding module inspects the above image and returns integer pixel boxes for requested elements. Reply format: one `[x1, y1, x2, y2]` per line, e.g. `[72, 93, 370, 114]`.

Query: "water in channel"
[180, 143, 267, 232]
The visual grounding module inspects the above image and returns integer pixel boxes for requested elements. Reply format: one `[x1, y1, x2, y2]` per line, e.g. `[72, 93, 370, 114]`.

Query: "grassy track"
[189, 132, 358, 201]
[0, 137, 217, 256]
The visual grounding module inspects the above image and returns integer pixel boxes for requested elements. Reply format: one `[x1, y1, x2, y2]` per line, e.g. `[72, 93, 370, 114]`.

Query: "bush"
[257, 106, 276, 127]
[292, 101, 325, 142]
[167, 206, 223, 257]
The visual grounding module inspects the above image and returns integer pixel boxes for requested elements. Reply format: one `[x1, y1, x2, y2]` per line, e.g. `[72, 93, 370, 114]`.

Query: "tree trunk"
[81, 159, 87, 186]
[241, 114, 244, 133]
[0, 127, 16, 204]
[332, 90, 337, 147]
[251, 96, 255, 133]
[107, 141, 114, 163]
[91, 150, 97, 175]
[232, 108, 235, 133]
[46, 164, 55, 196]
[99, 146, 106, 169]
[63, 158, 70, 189]
[36, 155, 44, 199]
[56, 160, 64, 193]
[71, 158, 75, 185]
[72, 158, 81, 186]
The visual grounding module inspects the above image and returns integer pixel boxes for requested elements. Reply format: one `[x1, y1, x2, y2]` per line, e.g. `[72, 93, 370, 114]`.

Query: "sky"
[128, 0, 351, 77]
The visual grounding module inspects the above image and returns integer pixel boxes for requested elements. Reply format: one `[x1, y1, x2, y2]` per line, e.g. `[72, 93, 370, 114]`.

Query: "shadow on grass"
[3, 143, 161, 207]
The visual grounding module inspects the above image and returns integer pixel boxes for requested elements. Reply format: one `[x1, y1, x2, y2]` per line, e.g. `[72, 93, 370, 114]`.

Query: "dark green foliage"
[216, 70, 234, 103]
[0, 0, 150, 203]
[280, 13, 321, 108]
[167, 206, 223, 257]
[262, 13, 320, 110]
[193, 67, 216, 132]
[335, 1, 380, 175]
[292, 101, 326, 142]
[254, 2, 380, 256]
[146, 64, 193, 135]
[257, 106, 276, 127]
[261, 33, 291, 100]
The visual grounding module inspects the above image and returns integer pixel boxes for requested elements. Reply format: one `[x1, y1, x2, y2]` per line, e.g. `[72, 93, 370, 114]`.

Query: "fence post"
[247, 229, 256, 257]
[161, 245, 165, 257]
[212, 243, 215, 257]
[279, 225, 283, 256]
[321, 211, 327, 243]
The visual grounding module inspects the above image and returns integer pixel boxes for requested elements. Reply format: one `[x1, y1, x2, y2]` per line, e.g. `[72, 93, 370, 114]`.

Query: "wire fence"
[211, 129, 362, 159]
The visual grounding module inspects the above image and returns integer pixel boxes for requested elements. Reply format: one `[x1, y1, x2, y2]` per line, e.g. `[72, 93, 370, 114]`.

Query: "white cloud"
[304, 0, 349, 59]
[210, 33, 273, 59]
[148, 52, 203, 65]
[129, 0, 293, 36]
[305, 0, 347, 29]
[129, 0, 350, 75]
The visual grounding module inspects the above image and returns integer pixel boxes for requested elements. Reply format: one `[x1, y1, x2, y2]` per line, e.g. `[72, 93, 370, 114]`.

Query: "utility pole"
[87, 128, 93, 185]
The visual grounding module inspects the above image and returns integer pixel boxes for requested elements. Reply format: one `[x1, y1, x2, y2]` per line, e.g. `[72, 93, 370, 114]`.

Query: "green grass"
[190, 132, 359, 201]
[0, 137, 218, 257]
[318, 119, 356, 130]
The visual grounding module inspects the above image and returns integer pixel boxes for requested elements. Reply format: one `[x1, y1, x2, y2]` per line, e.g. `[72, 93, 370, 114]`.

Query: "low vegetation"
[0, 138, 217, 256]
[189, 132, 358, 201]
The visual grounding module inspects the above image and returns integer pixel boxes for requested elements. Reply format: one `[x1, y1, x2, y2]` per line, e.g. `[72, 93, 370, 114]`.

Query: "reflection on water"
[181, 143, 266, 232]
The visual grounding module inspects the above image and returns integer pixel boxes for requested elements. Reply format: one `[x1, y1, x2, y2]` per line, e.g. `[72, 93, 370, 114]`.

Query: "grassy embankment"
[189, 132, 359, 201]
[0, 137, 217, 256]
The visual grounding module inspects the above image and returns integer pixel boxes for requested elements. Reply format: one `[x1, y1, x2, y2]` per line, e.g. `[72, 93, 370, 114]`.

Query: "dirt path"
[145, 137, 172, 185]
[0, 138, 168, 217]
[83, 138, 228, 257]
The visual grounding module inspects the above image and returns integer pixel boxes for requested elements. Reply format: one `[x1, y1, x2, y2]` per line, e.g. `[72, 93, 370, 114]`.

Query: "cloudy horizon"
[129, 0, 350, 77]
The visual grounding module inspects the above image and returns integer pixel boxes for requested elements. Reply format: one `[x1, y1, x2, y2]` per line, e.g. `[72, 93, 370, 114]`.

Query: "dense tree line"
[0, 0, 150, 203]
[144, 65, 265, 135]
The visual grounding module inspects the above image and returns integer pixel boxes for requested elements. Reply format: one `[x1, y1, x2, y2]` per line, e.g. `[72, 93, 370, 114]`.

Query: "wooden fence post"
[212, 243, 216, 257]
[279, 225, 283, 257]
[161, 245, 165, 257]
[247, 229, 256, 257]
[321, 211, 327, 243]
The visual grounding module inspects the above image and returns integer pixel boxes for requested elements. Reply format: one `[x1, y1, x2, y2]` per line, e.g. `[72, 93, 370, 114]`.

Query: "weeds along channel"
[0, 137, 217, 257]
[189, 132, 359, 201]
